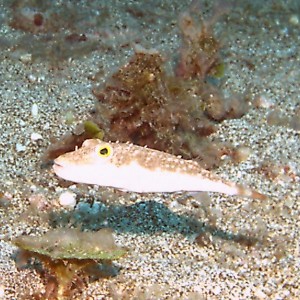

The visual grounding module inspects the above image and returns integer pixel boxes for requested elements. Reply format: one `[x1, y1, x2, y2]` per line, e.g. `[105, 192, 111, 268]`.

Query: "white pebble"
[19, 119, 26, 126]
[31, 103, 39, 118]
[16, 143, 26, 152]
[0, 284, 5, 298]
[43, 122, 50, 130]
[254, 288, 267, 299]
[27, 74, 37, 83]
[59, 191, 77, 208]
[37, 75, 45, 82]
[31, 132, 43, 141]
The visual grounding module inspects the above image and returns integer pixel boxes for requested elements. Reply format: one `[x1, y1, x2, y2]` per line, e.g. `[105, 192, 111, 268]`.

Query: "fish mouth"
[52, 161, 64, 173]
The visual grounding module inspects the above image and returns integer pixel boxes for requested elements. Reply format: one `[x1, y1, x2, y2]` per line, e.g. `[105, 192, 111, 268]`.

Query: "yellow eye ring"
[97, 144, 112, 157]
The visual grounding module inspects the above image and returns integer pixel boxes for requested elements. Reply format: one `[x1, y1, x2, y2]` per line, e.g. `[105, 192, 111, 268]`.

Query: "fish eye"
[97, 144, 112, 157]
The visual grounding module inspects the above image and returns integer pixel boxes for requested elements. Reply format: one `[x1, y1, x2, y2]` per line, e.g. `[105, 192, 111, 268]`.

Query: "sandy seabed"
[0, 0, 299, 299]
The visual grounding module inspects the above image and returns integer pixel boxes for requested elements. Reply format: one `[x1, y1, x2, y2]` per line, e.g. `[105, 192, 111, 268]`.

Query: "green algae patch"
[83, 120, 105, 140]
[42, 121, 105, 162]
[13, 228, 126, 299]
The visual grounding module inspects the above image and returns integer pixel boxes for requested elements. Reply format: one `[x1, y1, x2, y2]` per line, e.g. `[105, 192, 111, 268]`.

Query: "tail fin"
[236, 185, 267, 200]
[208, 180, 267, 200]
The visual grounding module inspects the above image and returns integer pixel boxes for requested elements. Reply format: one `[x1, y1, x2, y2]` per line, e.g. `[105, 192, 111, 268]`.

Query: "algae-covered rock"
[13, 227, 126, 260]
[13, 228, 126, 299]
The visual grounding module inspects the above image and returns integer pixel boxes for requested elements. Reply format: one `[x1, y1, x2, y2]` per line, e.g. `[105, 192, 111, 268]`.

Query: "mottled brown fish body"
[53, 139, 266, 200]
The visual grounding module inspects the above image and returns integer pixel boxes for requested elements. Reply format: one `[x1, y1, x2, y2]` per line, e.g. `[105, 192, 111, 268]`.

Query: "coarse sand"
[0, 0, 299, 299]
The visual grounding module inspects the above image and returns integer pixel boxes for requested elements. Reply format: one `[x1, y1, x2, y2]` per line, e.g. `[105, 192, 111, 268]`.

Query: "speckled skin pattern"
[72, 139, 208, 174]
[53, 139, 266, 199]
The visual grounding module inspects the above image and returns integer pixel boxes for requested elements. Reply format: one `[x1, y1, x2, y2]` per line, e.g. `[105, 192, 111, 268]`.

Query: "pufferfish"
[53, 139, 266, 200]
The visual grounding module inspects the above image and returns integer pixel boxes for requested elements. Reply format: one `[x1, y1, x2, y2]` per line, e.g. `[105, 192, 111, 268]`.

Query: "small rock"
[59, 191, 77, 208]
[27, 74, 37, 83]
[16, 143, 26, 152]
[31, 132, 43, 141]
[232, 146, 251, 163]
[31, 103, 39, 118]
